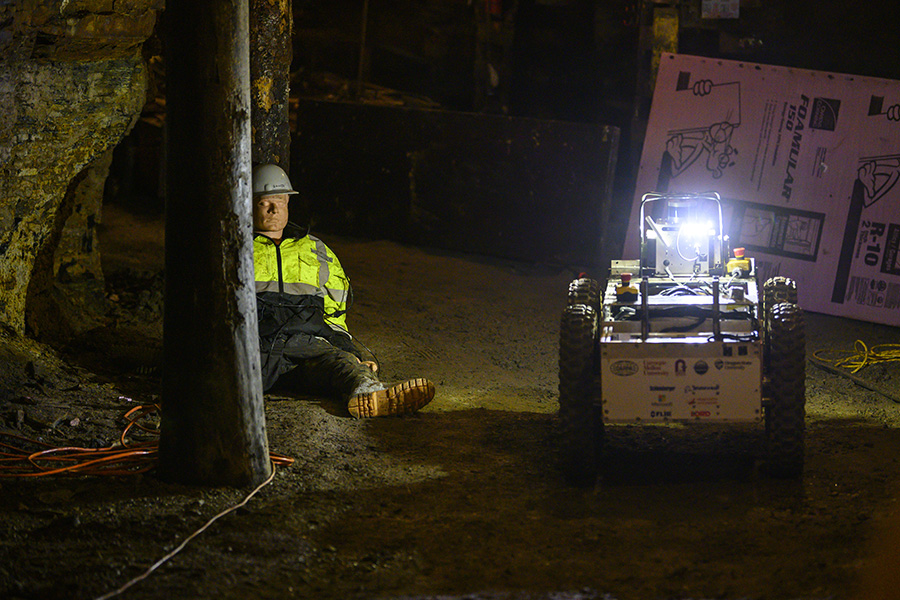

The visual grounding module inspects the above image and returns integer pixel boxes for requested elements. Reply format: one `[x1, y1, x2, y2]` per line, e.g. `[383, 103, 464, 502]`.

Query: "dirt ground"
[2, 204, 900, 600]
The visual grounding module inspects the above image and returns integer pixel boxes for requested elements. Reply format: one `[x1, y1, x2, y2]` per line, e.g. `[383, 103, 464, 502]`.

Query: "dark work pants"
[261, 333, 383, 399]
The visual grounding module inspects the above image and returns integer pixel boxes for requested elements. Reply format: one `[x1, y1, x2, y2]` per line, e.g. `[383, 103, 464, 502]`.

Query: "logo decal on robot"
[610, 360, 639, 376]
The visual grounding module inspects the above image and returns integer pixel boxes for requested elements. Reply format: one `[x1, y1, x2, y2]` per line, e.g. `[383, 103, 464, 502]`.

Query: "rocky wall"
[0, 1, 161, 337]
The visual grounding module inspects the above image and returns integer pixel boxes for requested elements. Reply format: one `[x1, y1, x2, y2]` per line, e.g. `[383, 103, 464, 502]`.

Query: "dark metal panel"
[291, 100, 619, 267]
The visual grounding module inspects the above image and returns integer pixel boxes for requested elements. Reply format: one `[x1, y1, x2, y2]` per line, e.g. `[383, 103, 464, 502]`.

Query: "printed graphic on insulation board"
[628, 53, 900, 326]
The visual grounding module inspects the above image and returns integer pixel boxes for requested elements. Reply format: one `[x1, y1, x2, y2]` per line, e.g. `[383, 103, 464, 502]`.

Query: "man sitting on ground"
[251, 163, 435, 418]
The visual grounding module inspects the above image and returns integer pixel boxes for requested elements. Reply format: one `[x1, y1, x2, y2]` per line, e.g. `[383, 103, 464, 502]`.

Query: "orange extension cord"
[2, 405, 293, 600]
[0, 404, 293, 477]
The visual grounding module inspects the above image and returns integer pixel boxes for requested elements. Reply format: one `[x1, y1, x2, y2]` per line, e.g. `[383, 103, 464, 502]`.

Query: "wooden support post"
[159, 0, 271, 487]
[354, 0, 369, 100]
[250, 0, 293, 168]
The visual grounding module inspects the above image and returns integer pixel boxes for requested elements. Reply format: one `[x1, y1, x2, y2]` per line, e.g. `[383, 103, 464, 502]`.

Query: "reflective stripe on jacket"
[253, 230, 351, 337]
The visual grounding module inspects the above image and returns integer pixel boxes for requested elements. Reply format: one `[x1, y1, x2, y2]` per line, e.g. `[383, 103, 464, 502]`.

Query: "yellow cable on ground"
[813, 340, 900, 374]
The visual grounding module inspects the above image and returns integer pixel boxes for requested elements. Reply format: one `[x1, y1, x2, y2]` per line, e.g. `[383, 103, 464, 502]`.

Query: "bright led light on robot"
[679, 221, 711, 243]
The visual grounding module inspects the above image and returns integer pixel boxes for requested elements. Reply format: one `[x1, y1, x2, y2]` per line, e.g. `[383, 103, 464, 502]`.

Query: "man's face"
[253, 193, 290, 234]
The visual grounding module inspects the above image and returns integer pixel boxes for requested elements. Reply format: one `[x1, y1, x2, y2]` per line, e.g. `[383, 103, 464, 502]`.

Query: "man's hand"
[359, 360, 378, 373]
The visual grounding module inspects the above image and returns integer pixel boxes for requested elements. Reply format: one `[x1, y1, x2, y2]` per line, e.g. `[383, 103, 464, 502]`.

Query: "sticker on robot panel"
[715, 359, 753, 371]
[688, 396, 719, 407]
[650, 385, 676, 392]
[693, 360, 709, 375]
[650, 410, 673, 419]
[650, 385, 674, 407]
[691, 410, 714, 418]
[610, 360, 639, 376]
[643, 360, 670, 376]
[685, 384, 720, 395]
[674, 359, 688, 376]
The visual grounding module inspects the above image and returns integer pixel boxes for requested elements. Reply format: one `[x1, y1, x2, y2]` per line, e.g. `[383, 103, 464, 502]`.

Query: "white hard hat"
[252, 164, 299, 197]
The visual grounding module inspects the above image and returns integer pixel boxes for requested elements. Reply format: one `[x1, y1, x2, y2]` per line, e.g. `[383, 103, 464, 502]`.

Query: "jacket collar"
[283, 222, 308, 239]
[254, 222, 308, 243]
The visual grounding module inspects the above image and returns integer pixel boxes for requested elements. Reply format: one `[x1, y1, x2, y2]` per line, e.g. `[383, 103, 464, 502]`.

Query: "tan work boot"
[348, 378, 435, 418]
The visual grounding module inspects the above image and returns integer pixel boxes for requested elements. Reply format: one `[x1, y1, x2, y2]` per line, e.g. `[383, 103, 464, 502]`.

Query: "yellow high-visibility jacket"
[253, 227, 353, 354]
